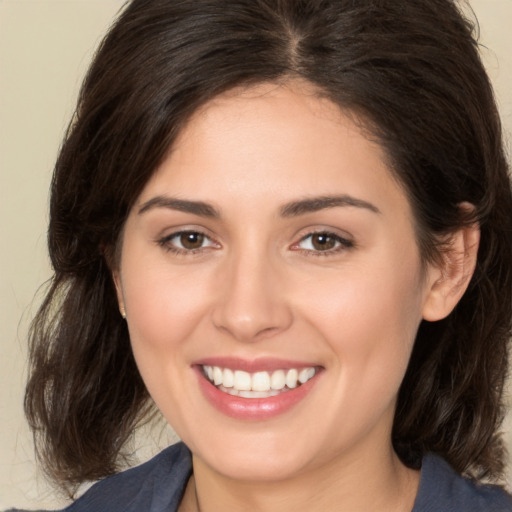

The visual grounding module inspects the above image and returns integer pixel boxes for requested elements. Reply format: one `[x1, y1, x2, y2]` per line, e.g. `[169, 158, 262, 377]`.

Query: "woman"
[24, 0, 512, 510]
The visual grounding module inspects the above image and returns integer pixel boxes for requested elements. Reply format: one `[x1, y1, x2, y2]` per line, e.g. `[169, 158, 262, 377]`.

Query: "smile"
[195, 359, 322, 420]
[202, 365, 317, 398]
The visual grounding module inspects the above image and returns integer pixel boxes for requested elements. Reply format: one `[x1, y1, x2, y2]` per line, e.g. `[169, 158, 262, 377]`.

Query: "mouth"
[201, 365, 318, 398]
[194, 357, 323, 419]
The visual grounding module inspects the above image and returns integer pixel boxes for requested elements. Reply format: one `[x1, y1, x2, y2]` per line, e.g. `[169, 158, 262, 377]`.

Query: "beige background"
[1, 0, 511, 509]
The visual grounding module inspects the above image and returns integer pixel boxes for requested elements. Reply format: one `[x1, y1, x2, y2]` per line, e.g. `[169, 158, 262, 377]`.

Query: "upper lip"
[193, 356, 321, 373]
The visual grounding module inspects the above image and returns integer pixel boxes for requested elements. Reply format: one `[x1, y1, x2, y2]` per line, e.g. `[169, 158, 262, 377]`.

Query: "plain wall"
[1, 0, 511, 509]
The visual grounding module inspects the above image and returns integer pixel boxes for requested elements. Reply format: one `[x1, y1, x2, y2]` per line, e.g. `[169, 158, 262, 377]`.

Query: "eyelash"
[292, 231, 354, 256]
[156, 230, 354, 256]
[157, 230, 219, 256]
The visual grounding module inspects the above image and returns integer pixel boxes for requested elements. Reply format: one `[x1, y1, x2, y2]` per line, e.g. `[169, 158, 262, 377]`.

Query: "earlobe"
[422, 218, 480, 322]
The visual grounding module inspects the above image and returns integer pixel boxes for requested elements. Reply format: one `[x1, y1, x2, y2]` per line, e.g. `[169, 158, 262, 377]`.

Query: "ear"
[422, 213, 480, 322]
[112, 268, 127, 319]
[103, 242, 127, 319]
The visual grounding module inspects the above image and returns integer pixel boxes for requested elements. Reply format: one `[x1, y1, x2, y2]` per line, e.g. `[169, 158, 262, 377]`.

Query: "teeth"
[299, 367, 315, 384]
[252, 371, 270, 391]
[213, 366, 223, 386]
[223, 368, 234, 388]
[234, 370, 252, 391]
[239, 389, 281, 398]
[202, 365, 317, 396]
[270, 369, 285, 390]
[217, 386, 281, 398]
[286, 369, 298, 389]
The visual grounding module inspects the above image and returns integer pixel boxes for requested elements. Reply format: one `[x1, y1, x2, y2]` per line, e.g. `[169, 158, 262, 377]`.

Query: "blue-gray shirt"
[18, 442, 511, 511]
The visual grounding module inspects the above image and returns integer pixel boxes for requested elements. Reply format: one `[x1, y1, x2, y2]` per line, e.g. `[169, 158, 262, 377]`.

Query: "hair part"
[25, 0, 512, 493]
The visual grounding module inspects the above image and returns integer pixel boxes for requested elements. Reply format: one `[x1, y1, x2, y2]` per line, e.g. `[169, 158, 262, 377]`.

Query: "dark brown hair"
[25, 0, 512, 494]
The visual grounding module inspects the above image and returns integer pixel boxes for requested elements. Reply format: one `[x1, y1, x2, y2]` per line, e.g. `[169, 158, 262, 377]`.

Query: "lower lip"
[194, 366, 320, 420]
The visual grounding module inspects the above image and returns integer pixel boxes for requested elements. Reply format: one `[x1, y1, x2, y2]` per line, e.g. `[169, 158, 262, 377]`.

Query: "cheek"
[120, 261, 217, 429]
[302, 257, 423, 340]
[298, 253, 425, 391]
[120, 253, 216, 371]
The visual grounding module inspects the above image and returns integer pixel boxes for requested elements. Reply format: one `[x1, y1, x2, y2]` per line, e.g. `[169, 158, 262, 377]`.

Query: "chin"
[186, 428, 327, 483]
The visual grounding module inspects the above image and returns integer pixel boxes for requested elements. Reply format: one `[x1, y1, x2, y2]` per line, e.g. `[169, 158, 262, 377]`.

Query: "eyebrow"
[280, 195, 380, 217]
[138, 194, 380, 218]
[138, 196, 220, 217]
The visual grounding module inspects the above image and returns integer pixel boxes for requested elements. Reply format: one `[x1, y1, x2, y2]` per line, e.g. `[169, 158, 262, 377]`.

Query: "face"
[115, 81, 439, 482]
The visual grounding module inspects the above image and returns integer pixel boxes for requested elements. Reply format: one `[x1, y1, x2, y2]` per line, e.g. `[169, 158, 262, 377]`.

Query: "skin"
[114, 81, 479, 512]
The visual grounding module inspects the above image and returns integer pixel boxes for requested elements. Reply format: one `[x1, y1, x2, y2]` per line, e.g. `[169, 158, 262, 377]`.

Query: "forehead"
[134, 81, 412, 230]
[177, 81, 365, 153]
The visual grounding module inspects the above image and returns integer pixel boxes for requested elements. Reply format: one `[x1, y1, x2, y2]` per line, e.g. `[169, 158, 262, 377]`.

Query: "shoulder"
[413, 454, 512, 512]
[63, 442, 192, 512]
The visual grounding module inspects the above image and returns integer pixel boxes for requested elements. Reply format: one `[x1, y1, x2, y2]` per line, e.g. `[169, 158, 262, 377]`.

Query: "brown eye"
[179, 232, 205, 249]
[295, 231, 353, 254]
[311, 233, 337, 251]
[158, 230, 217, 253]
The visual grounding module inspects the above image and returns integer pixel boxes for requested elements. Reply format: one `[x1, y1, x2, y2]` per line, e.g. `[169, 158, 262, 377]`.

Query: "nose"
[211, 249, 293, 342]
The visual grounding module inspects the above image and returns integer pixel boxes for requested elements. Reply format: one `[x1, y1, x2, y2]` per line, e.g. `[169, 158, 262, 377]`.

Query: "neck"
[181, 441, 420, 512]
